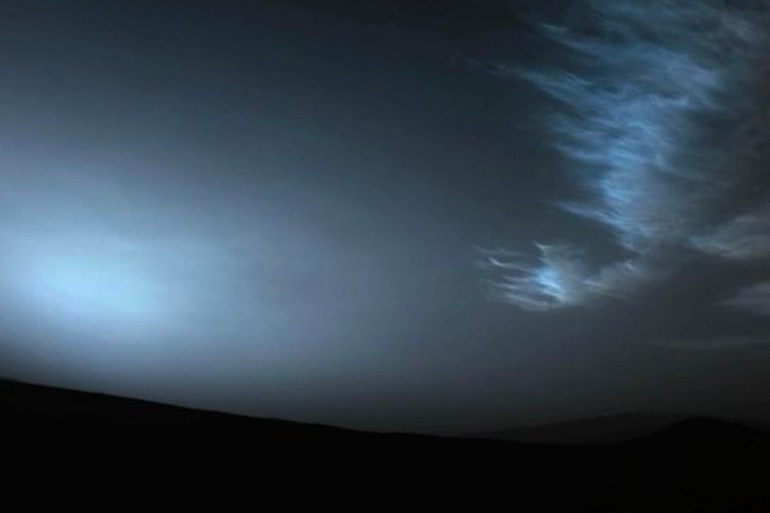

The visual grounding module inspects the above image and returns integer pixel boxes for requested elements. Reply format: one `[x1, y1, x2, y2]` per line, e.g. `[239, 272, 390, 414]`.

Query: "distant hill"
[465, 413, 687, 444]
[623, 415, 770, 450]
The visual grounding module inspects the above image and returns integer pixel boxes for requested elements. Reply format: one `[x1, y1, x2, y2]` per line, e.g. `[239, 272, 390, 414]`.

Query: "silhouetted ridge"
[3, 378, 770, 511]
[0, 377, 358, 432]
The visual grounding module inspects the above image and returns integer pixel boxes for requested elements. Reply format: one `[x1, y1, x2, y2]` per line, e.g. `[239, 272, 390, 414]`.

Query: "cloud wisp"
[721, 281, 770, 316]
[652, 335, 770, 352]
[487, 0, 770, 311]
[483, 245, 654, 311]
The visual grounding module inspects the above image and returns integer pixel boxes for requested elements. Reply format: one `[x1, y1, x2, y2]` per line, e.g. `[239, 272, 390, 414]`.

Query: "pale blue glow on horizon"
[23, 241, 170, 337]
[4, 227, 185, 346]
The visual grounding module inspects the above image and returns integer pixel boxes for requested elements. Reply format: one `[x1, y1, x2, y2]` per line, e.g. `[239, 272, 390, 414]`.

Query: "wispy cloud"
[484, 244, 591, 311]
[484, 245, 655, 310]
[692, 203, 770, 260]
[487, 0, 770, 310]
[651, 335, 770, 353]
[721, 281, 770, 316]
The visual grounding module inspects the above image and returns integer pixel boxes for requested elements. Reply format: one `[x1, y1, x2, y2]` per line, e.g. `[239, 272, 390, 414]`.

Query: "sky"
[1, 0, 769, 433]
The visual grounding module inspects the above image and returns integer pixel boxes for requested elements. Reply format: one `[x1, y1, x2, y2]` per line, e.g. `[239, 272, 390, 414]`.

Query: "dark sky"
[1, 0, 769, 433]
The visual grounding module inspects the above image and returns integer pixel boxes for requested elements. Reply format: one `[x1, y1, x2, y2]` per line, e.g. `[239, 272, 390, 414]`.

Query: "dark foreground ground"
[2, 378, 768, 512]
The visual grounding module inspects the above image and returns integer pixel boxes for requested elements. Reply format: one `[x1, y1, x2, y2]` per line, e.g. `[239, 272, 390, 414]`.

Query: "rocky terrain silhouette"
[2, 377, 768, 512]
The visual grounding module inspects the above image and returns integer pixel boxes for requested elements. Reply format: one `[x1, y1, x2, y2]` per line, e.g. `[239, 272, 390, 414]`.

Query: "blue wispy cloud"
[487, 0, 770, 310]
[721, 281, 770, 315]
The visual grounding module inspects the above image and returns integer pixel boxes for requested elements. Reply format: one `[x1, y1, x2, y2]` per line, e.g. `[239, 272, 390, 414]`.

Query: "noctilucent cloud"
[1, 0, 770, 432]
[488, 0, 770, 311]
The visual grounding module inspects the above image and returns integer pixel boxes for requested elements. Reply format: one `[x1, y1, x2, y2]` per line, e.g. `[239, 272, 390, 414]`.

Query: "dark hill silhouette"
[0, 377, 355, 430]
[2, 377, 769, 512]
